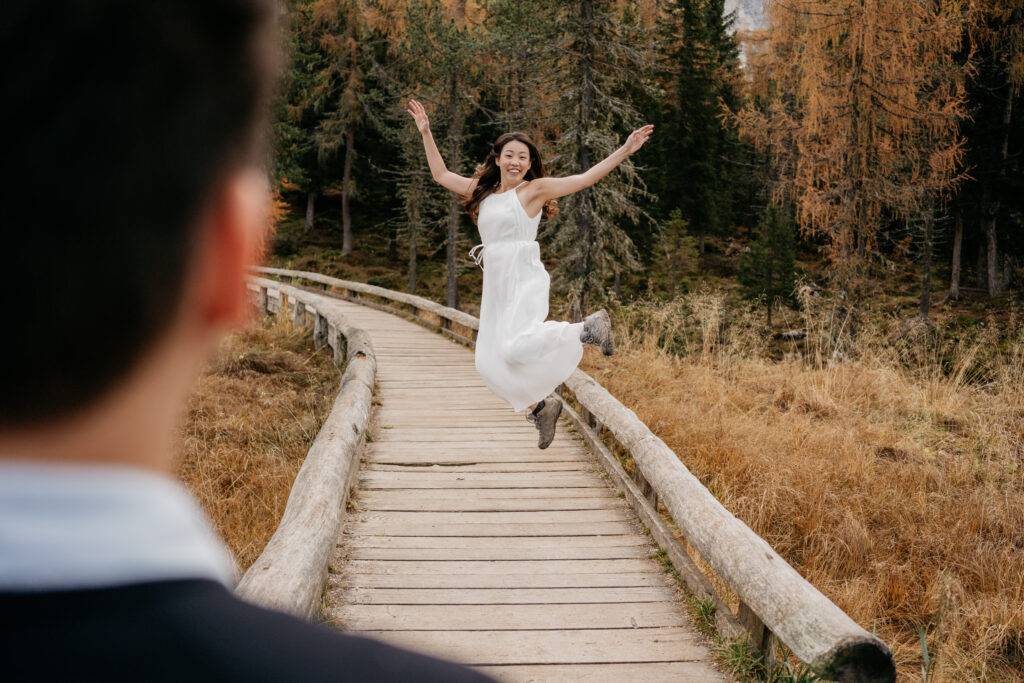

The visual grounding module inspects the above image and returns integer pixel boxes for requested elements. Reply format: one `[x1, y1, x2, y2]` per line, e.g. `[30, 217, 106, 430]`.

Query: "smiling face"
[497, 139, 531, 186]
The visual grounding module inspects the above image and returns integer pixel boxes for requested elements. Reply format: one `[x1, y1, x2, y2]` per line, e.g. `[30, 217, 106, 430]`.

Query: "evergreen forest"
[270, 0, 1022, 331]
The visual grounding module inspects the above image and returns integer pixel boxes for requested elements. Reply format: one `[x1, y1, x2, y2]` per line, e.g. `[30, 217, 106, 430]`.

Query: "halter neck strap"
[500, 180, 527, 194]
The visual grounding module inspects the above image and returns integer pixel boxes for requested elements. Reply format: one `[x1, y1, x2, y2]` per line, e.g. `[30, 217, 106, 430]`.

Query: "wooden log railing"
[235, 276, 375, 620]
[250, 266, 896, 683]
[255, 266, 479, 347]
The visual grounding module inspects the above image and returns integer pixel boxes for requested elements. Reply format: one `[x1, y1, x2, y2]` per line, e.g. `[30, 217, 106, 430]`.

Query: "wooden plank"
[351, 510, 632, 525]
[370, 432, 562, 444]
[342, 521, 638, 537]
[353, 487, 614, 501]
[475, 662, 731, 683]
[330, 602, 687, 630]
[349, 627, 708, 665]
[364, 452, 591, 465]
[344, 545, 652, 561]
[364, 462, 589, 473]
[340, 535, 651, 549]
[342, 558, 656, 575]
[358, 473, 605, 489]
[335, 586, 679, 605]
[336, 572, 672, 589]
[351, 496, 623, 513]
[361, 443, 583, 453]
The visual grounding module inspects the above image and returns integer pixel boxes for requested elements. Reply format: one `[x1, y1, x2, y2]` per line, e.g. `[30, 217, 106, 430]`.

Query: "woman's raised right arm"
[407, 99, 475, 196]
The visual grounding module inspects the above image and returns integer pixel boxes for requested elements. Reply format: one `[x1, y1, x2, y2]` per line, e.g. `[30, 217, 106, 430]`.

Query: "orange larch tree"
[739, 0, 969, 326]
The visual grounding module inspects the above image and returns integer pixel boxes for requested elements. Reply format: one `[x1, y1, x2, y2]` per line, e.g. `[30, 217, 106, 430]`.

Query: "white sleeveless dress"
[472, 184, 584, 412]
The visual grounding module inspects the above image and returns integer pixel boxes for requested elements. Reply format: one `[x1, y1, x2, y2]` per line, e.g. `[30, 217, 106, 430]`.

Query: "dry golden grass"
[581, 293, 1024, 682]
[175, 315, 338, 571]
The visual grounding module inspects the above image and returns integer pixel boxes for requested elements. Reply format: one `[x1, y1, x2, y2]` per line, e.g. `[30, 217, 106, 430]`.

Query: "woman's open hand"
[407, 98, 430, 135]
[623, 124, 654, 154]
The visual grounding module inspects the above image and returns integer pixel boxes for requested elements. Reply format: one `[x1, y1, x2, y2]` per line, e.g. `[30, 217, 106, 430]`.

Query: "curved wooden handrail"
[235, 276, 375, 620]
[250, 266, 896, 682]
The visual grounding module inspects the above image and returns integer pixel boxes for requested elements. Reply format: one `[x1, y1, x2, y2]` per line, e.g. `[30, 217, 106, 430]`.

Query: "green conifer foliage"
[739, 203, 796, 328]
[398, 0, 483, 309]
[542, 0, 658, 320]
[272, 0, 328, 203]
[654, 0, 743, 253]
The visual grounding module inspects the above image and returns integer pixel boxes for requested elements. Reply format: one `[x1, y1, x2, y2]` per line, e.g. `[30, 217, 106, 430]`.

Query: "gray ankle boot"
[527, 397, 563, 449]
[580, 309, 614, 356]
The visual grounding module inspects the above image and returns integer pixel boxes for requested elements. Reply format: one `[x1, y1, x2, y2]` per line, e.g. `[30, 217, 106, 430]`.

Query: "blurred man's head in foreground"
[0, 1, 278, 463]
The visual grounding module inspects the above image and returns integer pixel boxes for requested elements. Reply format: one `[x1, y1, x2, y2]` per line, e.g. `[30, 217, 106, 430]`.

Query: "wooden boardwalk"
[322, 298, 730, 682]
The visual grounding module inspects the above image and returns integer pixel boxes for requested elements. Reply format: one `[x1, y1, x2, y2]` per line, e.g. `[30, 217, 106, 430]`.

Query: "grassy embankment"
[580, 292, 1024, 682]
[175, 313, 339, 571]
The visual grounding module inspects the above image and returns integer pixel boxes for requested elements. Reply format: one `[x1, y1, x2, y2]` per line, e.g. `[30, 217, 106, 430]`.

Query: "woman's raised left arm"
[531, 124, 653, 201]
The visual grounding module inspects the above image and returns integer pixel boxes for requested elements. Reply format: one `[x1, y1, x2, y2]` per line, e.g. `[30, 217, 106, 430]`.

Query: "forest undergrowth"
[580, 289, 1024, 682]
[176, 314, 338, 570]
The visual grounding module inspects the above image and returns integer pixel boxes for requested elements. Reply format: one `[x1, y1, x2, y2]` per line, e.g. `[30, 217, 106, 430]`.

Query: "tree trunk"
[986, 215, 999, 297]
[948, 211, 962, 300]
[1003, 254, 1015, 293]
[572, 0, 595, 323]
[388, 223, 398, 262]
[445, 70, 463, 310]
[977, 238, 987, 289]
[408, 226, 418, 295]
[986, 87, 1014, 298]
[919, 205, 934, 320]
[304, 192, 316, 232]
[614, 269, 622, 299]
[341, 127, 354, 255]
[670, 246, 680, 297]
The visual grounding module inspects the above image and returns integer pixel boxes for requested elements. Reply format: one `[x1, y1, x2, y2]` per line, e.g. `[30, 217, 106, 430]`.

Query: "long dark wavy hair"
[463, 132, 559, 222]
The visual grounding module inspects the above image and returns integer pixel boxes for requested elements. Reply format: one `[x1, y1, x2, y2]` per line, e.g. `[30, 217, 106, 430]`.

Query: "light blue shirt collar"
[0, 461, 237, 591]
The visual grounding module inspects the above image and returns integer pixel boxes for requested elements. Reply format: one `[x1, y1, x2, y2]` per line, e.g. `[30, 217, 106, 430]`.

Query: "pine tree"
[273, 0, 330, 231]
[955, 0, 1024, 297]
[482, 0, 561, 131]
[655, 0, 744, 254]
[311, 0, 366, 254]
[360, 0, 482, 301]
[658, 209, 700, 296]
[738, 0, 968, 328]
[542, 0, 658, 320]
[395, 0, 483, 309]
[739, 202, 795, 328]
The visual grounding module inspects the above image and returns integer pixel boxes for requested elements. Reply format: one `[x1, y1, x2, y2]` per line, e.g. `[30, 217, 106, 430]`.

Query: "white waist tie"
[469, 243, 486, 269]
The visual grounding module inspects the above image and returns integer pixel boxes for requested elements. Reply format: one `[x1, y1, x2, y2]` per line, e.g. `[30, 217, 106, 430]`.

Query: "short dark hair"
[0, 0, 278, 427]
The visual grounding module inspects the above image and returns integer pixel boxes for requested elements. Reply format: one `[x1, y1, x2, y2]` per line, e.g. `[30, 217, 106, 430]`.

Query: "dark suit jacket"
[0, 578, 493, 682]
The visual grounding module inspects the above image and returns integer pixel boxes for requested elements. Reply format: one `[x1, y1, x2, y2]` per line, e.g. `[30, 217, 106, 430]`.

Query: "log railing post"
[258, 286, 268, 315]
[738, 600, 778, 673]
[314, 313, 328, 350]
[292, 300, 306, 328]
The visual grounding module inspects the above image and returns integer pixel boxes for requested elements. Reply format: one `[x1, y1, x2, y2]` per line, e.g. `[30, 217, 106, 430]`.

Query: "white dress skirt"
[472, 184, 584, 412]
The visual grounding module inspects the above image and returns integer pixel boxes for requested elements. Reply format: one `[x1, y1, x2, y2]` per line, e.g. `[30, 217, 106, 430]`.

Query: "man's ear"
[194, 168, 271, 329]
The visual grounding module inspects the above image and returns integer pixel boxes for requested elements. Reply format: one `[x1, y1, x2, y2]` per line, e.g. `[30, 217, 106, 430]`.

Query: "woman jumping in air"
[407, 99, 653, 449]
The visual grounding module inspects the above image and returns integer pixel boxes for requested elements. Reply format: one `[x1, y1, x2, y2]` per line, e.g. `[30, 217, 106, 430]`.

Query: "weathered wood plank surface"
[321, 299, 732, 682]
